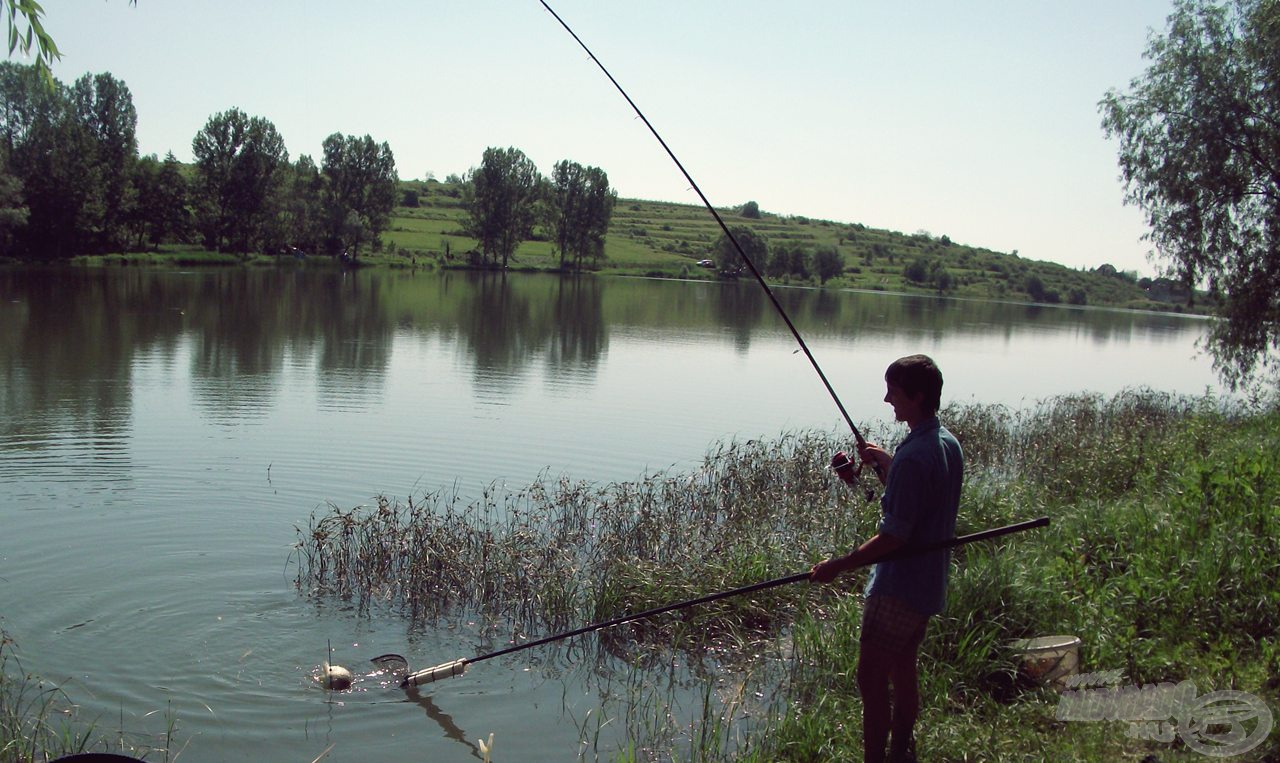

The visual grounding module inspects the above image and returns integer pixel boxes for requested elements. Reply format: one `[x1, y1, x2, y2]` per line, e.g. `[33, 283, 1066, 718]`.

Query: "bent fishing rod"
[373, 516, 1049, 687]
[537, 1, 870, 452]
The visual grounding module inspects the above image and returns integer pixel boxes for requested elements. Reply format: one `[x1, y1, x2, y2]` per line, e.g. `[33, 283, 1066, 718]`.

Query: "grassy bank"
[297, 389, 1279, 761]
[59, 180, 1203, 313]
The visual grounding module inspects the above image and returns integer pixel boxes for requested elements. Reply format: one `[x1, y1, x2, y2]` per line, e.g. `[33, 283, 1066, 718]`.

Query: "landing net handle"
[400, 516, 1050, 686]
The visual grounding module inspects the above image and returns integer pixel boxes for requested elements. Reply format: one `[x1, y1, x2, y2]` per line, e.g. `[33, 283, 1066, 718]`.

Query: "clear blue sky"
[39, 1, 1174, 275]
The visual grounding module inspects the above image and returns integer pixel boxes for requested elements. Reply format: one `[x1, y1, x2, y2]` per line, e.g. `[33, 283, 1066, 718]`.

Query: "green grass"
[297, 389, 1279, 761]
[1, 630, 182, 761]
[71, 246, 248, 267]
[71, 180, 1205, 313]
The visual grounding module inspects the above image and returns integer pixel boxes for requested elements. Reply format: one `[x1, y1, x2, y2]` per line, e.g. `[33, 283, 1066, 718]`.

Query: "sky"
[37, 1, 1176, 276]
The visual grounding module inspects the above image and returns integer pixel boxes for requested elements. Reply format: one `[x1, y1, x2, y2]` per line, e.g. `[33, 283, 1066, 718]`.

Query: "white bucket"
[1010, 635, 1081, 689]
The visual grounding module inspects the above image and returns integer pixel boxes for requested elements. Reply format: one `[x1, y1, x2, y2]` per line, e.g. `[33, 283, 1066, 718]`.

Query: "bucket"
[1010, 635, 1081, 689]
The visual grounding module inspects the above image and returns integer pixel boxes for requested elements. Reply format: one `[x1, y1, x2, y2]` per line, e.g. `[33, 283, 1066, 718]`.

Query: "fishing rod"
[536, 1, 872, 451]
[372, 516, 1049, 687]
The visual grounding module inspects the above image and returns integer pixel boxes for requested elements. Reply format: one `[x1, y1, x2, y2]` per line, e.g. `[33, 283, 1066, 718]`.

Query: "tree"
[463, 146, 542, 268]
[0, 61, 100, 259]
[904, 256, 929, 284]
[739, 200, 761, 219]
[929, 260, 954, 294]
[154, 152, 190, 244]
[320, 132, 398, 256]
[126, 151, 189, 249]
[0, 159, 28, 253]
[279, 154, 323, 253]
[123, 152, 157, 249]
[548, 159, 616, 271]
[1025, 274, 1047, 302]
[1100, 0, 1280, 387]
[813, 245, 844, 284]
[712, 224, 768, 277]
[769, 240, 810, 280]
[191, 107, 288, 254]
[69, 71, 137, 252]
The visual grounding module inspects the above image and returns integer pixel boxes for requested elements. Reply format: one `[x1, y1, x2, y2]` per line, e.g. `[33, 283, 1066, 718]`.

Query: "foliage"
[738, 200, 761, 219]
[0, 159, 26, 252]
[154, 153, 191, 245]
[384, 185, 1207, 310]
[903, 255, 929, 283]
[712, 223, 768, 277]
[766, 240, 809, 280]
[68, 71, 136, 253]
[548, 158, 616, 271]
[191, 107, 288, 254]
[276, 154, 323, 254]
[0, 62, 102, 259]
[462, 146, 542, 268]
[811, 244, 843, 283]
[296, 390, 1280, 761]
[3, 0, 58, 82]
[1100, 0, 1280, 387]
[320, 132, 398, 256]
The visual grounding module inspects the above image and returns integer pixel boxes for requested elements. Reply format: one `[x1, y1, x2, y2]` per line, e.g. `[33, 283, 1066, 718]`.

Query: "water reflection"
[0, 267, 1208, 456]
[546, 276, 606, 376]
[404, 686, 484, 760]
[0, 270, 135, 477]
[0, 266, 1216, 761]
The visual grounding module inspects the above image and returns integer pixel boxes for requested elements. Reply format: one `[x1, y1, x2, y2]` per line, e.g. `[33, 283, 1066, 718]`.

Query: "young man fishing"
[810, 354, 963, 763]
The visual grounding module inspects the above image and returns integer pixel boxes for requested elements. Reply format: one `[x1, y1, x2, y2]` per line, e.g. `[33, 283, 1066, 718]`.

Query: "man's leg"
[857, 642, 893, 763]
[860, 595, 928, 763]
[887, 651, 920, 761]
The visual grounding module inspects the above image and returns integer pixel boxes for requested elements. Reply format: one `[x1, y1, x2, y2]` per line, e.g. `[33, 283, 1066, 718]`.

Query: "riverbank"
[51, 179, 1206, 314]
[297, 389, 1279, 761]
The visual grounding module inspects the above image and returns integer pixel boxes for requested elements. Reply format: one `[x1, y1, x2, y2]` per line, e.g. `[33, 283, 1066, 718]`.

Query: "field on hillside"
[384, 181, 1196, 313]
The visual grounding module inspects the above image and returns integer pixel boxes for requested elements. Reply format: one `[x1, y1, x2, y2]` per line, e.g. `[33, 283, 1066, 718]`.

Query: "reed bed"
[295, 388, 1280, 761]
[294, 430, 883, 648]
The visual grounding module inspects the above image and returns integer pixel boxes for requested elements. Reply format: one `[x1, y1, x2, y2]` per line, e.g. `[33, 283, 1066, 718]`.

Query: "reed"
[295, 388, 1280, 761]
[294, 430, 883, 647]
[0, 630, 180, 762]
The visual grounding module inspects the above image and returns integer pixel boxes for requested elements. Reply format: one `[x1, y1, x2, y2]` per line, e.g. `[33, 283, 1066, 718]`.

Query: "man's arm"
[809, 531, 906, 583]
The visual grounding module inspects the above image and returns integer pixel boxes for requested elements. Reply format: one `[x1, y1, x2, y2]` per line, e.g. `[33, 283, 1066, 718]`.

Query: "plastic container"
[1010, 635, 1081, 688]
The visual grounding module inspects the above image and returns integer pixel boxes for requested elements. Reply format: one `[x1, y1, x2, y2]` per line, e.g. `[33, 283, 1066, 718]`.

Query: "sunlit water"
[0, 268, 1217, 760]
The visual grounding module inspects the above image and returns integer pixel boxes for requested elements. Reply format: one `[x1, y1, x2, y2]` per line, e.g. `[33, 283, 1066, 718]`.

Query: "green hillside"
[386, 180, 1199, 313]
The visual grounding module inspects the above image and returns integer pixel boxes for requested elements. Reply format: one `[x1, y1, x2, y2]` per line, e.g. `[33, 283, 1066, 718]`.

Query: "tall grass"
[1, 630, 180, 762]
[296, 389, 1280, 761]
[294, 430, 883, 648]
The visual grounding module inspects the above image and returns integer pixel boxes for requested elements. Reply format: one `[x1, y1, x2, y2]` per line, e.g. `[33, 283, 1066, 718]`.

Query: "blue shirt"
[866, 416, 964, 616]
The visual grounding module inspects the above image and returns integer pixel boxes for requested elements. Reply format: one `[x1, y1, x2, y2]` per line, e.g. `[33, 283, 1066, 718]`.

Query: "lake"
[0, 267, 1218, 761]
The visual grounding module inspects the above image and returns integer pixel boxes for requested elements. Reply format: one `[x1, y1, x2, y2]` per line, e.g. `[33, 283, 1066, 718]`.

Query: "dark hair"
[885, 354, 943, 415]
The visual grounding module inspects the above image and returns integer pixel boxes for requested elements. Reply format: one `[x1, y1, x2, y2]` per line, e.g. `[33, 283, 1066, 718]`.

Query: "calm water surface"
[0, 268, 1217, 760]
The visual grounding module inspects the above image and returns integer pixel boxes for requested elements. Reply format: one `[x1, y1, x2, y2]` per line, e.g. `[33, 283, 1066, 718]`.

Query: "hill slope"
[383, 181, 1196, 312]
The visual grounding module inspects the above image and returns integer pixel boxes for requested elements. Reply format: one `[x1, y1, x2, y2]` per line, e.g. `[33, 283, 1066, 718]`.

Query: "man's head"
[884, 354, 943, 420]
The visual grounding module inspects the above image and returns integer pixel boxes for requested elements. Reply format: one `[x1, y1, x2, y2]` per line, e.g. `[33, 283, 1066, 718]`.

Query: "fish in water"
[321, 662, 353, 691]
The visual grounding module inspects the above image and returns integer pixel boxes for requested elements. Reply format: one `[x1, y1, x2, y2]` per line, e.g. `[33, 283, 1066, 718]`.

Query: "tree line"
[461, 146, 617, 272]
[0, 62, 399, 260]
[712, 221, 845, 285]
[0, 63, 618, 272]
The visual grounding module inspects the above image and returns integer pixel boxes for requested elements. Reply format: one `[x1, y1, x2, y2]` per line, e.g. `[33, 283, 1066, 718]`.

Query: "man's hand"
[809, 556, 846, 583]
[857, 441, 892, 483]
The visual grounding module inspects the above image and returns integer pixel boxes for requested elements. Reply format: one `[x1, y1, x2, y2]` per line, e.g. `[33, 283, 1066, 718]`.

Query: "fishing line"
[372, 516, 1049, 687]
[537, 0, 870, 449]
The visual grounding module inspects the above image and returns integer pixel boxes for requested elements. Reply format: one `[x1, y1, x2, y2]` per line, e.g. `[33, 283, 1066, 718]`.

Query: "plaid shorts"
[860, 594, 929, 656]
